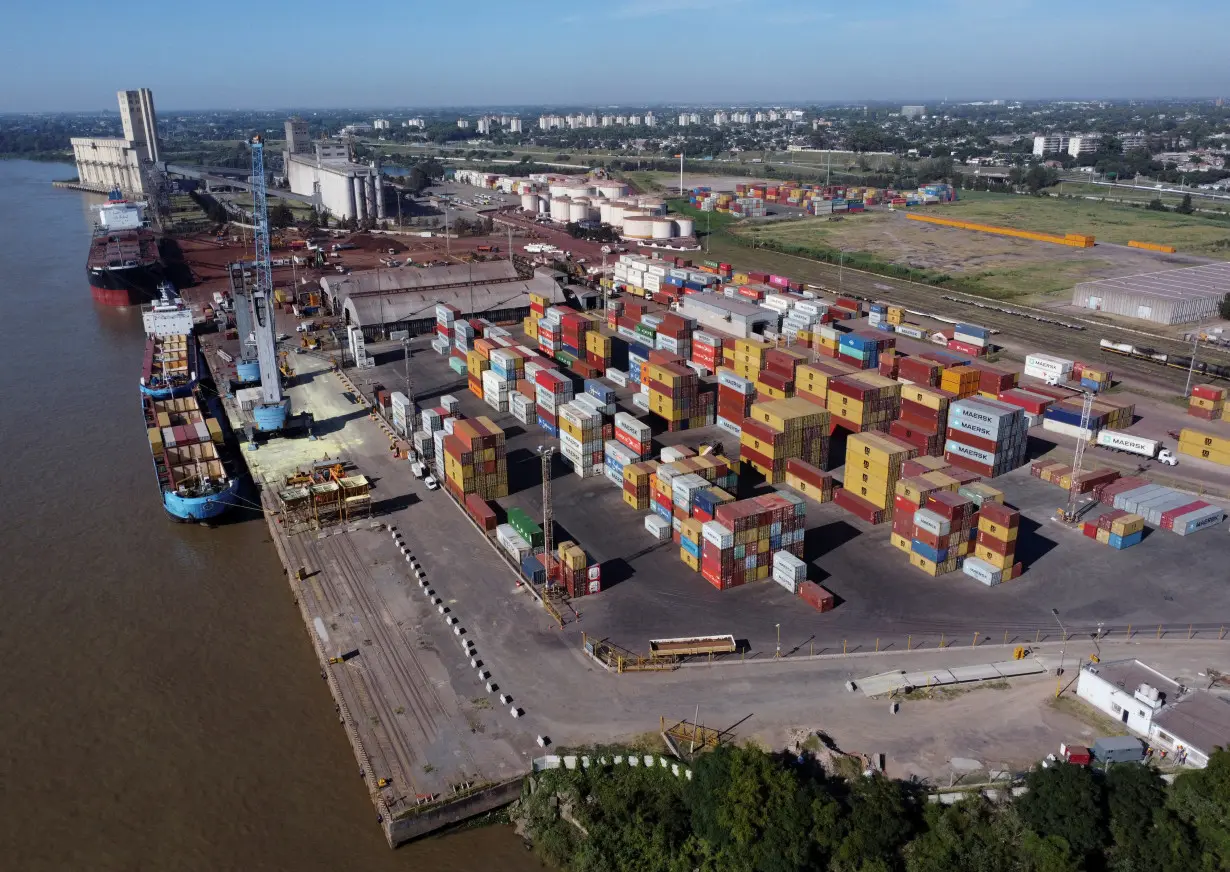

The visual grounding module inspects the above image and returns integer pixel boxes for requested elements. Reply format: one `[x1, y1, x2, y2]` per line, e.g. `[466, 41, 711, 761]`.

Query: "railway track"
[715, 240, 1230, 388]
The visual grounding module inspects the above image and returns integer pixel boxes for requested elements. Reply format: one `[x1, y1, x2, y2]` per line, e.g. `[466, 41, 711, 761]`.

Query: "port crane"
[1057, 390, 1098, 524]
[236, 135, 290, 432]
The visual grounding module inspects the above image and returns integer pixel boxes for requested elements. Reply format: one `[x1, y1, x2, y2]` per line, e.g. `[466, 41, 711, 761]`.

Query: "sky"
[5, 0, 1229, 112]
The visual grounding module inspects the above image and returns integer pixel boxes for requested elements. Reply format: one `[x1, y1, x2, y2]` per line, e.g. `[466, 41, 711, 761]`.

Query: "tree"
[1171, 748, 1230, 868]
[1017, 763, 1108, 863]
[269, 203, 294, 228]
[905, 798, 1015, 872]
[1176, 194, 1194, 215]
[1147, 198, 1169, 211]
[834, 774, 920, 869]
[1219, 294, 1230, 320]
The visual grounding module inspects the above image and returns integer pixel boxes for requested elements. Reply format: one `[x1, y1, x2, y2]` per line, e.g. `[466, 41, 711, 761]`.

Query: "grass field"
[932, 190, 1230, 253]
[730, 192, 1230, 301]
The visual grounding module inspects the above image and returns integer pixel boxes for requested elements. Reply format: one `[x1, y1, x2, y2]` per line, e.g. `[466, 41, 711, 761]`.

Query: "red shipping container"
[926, 490, 976, 522]
[785, 458, 830, 489]
[891, 511, 915, 538]
[798, 581, 835, 612]
[1160, 501, 1208, 530]
[833, 488, 886, 524]
[948, 339, 985, 357]
[978, 501, 1020, 529]
[1187, 407, 1219, 420]
[996, 389, 1052, 415]
[946, 427, 1000, 454]
[1191, 385, 1225, 401]
[975, 530, 1014, 555]
[464, 493, 497, 532]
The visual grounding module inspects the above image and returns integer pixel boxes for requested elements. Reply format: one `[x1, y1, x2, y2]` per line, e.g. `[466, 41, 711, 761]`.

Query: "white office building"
[508, 118, 523, 133]
[373, 119, 391, 130]
[1076, 659, 1230, 768]
[901, 105, 925, 119]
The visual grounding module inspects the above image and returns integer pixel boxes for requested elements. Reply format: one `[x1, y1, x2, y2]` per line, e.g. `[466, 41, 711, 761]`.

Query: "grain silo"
[520, 193, 538, 211]
[673, 216, 695, 237]
[550, 195, 572, 223]
[596, 180, 629, 199]
[650, 217, 675, 240]
[568, 198, 592, 223]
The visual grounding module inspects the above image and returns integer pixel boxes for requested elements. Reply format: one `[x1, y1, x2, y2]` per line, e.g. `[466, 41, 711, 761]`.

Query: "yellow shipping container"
[523, 317, 538, 340]
[973, 543, 1011, 569]
[749, 397, 828, 432]
[680, 550, 701, 572]
[1177, 443, 1230, 466]
[899, 385, 949, 411]
[977, 518, 1019, 543]
[1179, 428, 1230, 452]
[1109, 514, 1145, 536]
[890, 532, 912, 553]
[848, 431, 914, 469]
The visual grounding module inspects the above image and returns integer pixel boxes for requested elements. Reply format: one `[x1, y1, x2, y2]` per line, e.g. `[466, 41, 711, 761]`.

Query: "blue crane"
[246, 135, 290, 431]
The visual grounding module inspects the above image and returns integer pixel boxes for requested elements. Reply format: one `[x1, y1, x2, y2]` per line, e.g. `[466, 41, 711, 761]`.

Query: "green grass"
[666, 198, 742, 233]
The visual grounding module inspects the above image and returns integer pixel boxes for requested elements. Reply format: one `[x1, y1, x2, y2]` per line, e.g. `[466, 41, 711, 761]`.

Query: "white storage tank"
[650, 218, 674, 240]
[568, 199, 592, 223]
[598, 201, 613, 224]
[597, 180, 630, 199]
[622, 215, 654, 239]
[538, 194, 551, 214]
[566, 183, 594, 199]
[550, 195, 571, 223]
[548, 182, 571, 198]
[639, 198, 667, 216]
[520, 193, 538, 211]
[608, 202, 627, 228]
[673, 216, 695, 237]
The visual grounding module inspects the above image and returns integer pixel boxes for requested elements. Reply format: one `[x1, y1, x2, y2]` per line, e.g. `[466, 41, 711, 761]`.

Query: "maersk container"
[912, 508, 952, 537]
[962, 556, 1002, 586]
[1171, 505, 1225, 535]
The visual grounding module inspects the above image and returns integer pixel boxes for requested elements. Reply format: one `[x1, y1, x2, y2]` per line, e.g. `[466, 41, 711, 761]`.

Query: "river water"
[0, 160, 542, 871]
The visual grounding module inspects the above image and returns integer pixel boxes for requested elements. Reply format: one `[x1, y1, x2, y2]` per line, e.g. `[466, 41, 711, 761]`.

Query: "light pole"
[1052, 608, 1067, 698]
[838, 249, 847, 294]
[1183, 334, 1201, 398]
[775, 623, 781, 658]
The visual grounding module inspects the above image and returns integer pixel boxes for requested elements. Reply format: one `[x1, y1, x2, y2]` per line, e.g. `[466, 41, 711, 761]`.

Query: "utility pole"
[1183, 334, 1201, 398]
[1064, 391, 1096, 522]
[402, 336, 415, 431]
[445, 206, 451, 259]
[1052, 608, 1068, 698]
[540, 446, 555, 593]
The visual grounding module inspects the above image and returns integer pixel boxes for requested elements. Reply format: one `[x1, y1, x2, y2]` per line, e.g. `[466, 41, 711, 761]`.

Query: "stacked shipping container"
[740, 398, 831, 483]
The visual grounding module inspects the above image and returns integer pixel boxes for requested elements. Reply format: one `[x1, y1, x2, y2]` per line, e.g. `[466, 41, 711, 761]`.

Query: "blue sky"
[5, 0, 1228, 111]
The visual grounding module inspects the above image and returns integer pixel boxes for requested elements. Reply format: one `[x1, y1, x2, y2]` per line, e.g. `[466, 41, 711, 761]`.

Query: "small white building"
[1076, 659, 1230, 767]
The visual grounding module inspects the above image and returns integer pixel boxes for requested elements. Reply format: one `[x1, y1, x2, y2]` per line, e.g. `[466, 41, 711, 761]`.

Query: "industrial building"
[284, 116, 311, 155]
[284, 138, 384, 223]
[901, 105, 925, 119]
[1076, 659, 1230, 768]
[71, 87, 161, 195]
[1072, 262, 1230, 325]
[320, 260, 561, 340]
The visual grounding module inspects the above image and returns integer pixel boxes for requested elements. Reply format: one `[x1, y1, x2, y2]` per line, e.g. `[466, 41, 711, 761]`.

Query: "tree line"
[518, 744, 1230, 872]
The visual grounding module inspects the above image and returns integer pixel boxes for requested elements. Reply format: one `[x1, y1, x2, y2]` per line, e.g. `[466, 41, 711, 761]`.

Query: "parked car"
[423, 475, 440, 491]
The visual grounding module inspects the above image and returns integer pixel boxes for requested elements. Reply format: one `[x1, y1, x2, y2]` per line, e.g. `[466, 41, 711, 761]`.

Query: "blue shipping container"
[1108, 531, 1143, 550]
[911, 539, 948, 563]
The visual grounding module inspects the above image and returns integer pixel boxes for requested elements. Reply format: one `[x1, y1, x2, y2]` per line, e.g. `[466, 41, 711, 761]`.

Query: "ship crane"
[1057, 390, 1098, 524]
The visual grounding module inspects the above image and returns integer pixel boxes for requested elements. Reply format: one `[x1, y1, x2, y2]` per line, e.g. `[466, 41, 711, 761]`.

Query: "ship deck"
[142, 334, 195, 387]
[88, 228, 158, 270]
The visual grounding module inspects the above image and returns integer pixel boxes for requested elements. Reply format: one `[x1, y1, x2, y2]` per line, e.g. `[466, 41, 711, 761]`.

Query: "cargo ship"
[139, 284, 198, 400]
[142, 391, 240, 522]
[87, 189, 165, 306]
[139, 282, 240, 522]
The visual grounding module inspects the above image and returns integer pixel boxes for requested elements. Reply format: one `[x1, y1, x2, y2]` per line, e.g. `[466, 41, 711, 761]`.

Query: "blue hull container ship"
[139, 281, 240, 522]
[142, 392, 240, 521]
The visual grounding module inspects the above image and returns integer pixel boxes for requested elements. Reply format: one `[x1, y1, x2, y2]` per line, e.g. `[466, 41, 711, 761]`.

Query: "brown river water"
[0, 160, 543, 872]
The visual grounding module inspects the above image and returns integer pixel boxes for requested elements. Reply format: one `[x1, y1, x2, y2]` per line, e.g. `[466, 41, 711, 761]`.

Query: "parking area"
[351, 327, 1230, 661]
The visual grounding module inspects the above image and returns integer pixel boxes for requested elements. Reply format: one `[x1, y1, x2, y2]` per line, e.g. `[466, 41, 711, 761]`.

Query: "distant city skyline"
[5, 0, 1229, 112]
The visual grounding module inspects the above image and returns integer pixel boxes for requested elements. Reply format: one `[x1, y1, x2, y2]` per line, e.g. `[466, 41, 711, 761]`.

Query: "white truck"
[1094, 431, 1178, 466]
[410, 461, 426, 479]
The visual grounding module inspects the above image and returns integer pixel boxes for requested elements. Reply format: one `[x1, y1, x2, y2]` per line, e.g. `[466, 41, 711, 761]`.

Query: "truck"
[1095, 430, 1178, 466]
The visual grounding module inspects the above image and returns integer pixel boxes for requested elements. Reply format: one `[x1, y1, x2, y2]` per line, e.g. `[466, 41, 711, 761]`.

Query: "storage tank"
[673, 216, 695, 237]
[638, 198, 667, 216]
[622, 215, 655, 239]
[548, 182, 571, 198]
[650, 218, 674, 240]
[520, 193, 538, 212]
[568, 199, 592, 223]
[597, 201, 612, 224]
[567, 183, 594, 199]
[550, 195, 572, 223]
[607, 202, 628, 229]
[538, 194, 551, 214]
[597, 180, 629, 199]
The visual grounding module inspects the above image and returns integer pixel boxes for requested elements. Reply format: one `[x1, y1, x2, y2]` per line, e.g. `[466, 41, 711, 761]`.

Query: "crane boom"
[246, 135, 290, 430]
[1064, 390, 1097, 521]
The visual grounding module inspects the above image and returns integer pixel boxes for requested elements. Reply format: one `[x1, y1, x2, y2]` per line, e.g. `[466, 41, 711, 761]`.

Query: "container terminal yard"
[166, 165, 1230, 846]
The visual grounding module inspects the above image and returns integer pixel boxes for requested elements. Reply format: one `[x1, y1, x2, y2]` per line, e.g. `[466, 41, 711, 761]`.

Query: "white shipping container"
[1024, 353, 1074, 375]
[1042, 418, 1099, 441]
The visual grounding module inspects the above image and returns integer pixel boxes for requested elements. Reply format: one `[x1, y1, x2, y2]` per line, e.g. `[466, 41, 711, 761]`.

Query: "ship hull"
[89, 261, 165, 306]
[163, 477, 239, 522]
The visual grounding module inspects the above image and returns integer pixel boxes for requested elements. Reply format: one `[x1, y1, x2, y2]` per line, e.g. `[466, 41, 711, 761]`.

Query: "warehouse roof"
[1082, 659, 1181, 697]
[1074, 261, 1230, 303]
[325, 262, 561, 328]
[1154, 692, 1230, 756]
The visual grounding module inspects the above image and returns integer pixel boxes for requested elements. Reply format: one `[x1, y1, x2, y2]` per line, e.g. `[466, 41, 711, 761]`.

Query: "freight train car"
[1099, 339, 1230, 380]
